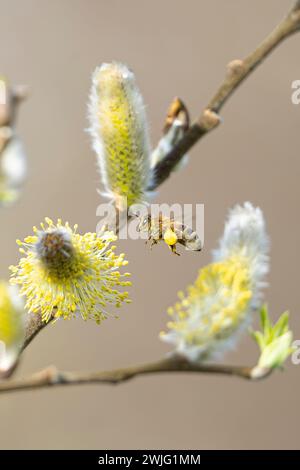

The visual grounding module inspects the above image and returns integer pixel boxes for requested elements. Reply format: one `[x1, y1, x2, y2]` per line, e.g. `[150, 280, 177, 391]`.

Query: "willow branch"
[0, 313, 52, 380]
[0, 356, 272, 394]
[148, 1, 300, 190]
[21, 312, 51, 352]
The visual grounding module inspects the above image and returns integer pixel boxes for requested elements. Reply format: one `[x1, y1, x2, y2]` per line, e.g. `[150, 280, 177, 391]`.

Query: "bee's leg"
[169, 244, 180, 256]
[144, 233, 152, 245]
[150, 239, 158, 250]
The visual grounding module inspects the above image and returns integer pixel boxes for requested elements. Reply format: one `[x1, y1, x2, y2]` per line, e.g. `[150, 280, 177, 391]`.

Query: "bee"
[136, 212, 202, 256]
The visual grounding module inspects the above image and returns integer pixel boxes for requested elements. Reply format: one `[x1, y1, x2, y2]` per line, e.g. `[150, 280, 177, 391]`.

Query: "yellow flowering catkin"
[161, 203, 269, 362]
[162, 256, 252, 357]
[0, 282, 24, 371]
[10, 218, 131, 324]
[89, 63, 151, 210]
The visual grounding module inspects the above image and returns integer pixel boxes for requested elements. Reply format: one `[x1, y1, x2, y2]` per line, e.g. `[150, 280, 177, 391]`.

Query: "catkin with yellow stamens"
[160, 203, 269, 362]
[0, 282, 24, 372]
[88, 62, 151, 210]
[10, 218, 131, 324]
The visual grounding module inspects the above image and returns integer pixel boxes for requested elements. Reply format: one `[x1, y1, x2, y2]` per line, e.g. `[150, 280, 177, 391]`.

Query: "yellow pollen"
[163, 228, 178, 246]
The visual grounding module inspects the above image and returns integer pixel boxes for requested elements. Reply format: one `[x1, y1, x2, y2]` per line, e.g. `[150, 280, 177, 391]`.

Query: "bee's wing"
[177, 225, 202, 251]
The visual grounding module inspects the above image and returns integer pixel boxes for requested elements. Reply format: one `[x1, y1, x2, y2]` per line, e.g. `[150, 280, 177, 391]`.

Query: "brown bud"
[199, 109, 221, 131]
[163, 97, 190, 134]
[226, 59, 245, 77]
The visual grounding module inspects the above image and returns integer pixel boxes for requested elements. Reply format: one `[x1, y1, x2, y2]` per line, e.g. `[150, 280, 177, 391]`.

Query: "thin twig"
[148, 1, 300, 189]
[22, 312, 51, 352]
[0, 356, 272, 394]
[0, 313, 53, 380]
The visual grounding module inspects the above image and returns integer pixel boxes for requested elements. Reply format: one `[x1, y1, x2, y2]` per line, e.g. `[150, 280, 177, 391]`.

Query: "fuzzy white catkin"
[161, 202, 270, 363]
[88, 62, 152, 210]
[213, 202, 269, 309]
[0, 137, 27, 205]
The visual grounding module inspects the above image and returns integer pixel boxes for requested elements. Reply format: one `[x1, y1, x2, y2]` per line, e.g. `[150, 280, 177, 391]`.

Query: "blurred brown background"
[0, 0, 299, 450]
